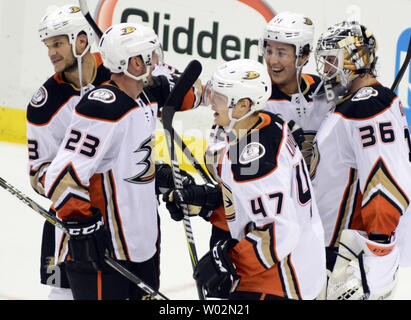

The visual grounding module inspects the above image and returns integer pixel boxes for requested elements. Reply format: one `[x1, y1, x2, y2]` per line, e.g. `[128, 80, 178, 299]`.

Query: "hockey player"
[164, 12, 331, 256]
[260, 11, 331, 165]
[43, 22, 201, 300]
[185, 59, 326, 299]
[312, 21, 411, 299]
[27, 4, 111, 300]
[205, 11, 331, 247]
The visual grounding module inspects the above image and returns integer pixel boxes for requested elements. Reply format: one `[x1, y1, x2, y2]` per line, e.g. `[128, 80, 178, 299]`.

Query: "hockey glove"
[193, 239, 239, 298]
[155, 162, 195, 194]
[287, 120, 305, 150]
[163, 183, 223, 221]
[63, 208, 113, 271]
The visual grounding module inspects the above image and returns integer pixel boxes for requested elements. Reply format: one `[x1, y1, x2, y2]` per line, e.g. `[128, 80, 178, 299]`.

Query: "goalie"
[312, 21, 411, 300]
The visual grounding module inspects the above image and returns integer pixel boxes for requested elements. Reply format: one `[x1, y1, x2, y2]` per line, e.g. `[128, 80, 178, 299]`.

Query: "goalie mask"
[203, 59, 271, 131]
[38, 4, 94, 59]
[315, 21, 377, 102]
[99, 23, 164, 83]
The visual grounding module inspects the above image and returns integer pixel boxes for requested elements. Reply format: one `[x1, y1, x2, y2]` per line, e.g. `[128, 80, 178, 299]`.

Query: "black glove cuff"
[180, 184, 222, 210]
[64, 208, 104, 238]
[64, 209, 112, 268]
[155, 162, 195, 194]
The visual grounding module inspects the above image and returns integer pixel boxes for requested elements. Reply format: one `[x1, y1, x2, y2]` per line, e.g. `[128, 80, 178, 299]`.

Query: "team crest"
[309, 141, 320, 179]
[70, 6, 81, 13]
[239, 142, 265, 164]
[243, 72, 260, 80]
[352, 87, 378, 101]
[88, 88, 116, 103]
[30, 86, 48, 107]
[303, 18, 313, 25]
[121, 27, 136, 35]
[125, 137, 155, 184]
[221, 181, 235, 222]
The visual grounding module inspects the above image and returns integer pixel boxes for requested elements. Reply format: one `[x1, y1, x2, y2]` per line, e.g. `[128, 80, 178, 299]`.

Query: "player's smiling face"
[44, 35, 76, 73]
[264, 41, 297, 90]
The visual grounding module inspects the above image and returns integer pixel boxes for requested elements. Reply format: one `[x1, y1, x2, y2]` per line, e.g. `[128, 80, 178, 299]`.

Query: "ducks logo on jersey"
[88, 88, 116, 104]
[239, 142, 266, 164]
[30, 86, 48, 108]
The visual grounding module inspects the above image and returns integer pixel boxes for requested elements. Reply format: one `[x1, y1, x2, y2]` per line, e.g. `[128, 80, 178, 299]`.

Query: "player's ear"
[129, 56, 145, 72]
[239, 98, 252, 112]
[76, 33, 88, 54]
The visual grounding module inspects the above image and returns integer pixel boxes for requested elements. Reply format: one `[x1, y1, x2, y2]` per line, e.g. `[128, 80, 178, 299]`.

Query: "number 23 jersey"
[44, 83, 160, 263]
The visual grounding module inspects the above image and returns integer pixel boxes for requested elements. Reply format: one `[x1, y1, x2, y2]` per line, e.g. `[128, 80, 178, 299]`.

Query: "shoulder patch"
[352, 87, 378, 101]
[88, 88, 116, 104]
[239, 142, 266, 164]
[30, 86, 48, 107]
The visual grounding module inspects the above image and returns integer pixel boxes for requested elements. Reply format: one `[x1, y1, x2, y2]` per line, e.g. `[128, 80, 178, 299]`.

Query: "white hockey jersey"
[205, 74, 332, 233]
[27, 53, 111, 265]
[44, 83, 158, 262]
[211, 112, 326, 299]
[264, 74, 332, 166]
[43, 74, 200, 263]
[310, 83, 411, 247]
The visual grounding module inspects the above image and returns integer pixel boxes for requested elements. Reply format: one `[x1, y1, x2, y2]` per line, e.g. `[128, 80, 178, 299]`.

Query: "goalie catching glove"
[193, 239, 239, 298]
[162, 183, 223, 221]
[63, 208, 113, 271]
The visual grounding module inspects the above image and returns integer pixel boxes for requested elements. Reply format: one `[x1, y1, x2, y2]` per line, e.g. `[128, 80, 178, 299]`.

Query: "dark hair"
[301, 44, 311, 57]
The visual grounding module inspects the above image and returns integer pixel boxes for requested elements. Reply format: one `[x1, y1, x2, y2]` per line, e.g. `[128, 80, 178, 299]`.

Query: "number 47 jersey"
[217, 112, 326, 300]
[310, 83, 411, 248]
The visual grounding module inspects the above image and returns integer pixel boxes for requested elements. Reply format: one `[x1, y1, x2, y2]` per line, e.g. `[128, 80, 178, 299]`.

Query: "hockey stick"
[170, 129, 214, 185]
[0, 176, 169, 300]
[78, 0, 103, 38]
[162, 60, 206, 300]
[391, 36, 411, 92]
[78, 0, 214, 186]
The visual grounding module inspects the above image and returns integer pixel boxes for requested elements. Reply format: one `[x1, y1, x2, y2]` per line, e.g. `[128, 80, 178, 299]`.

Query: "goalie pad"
[396, 207, 411, 267]
[326, 229, 399, 300]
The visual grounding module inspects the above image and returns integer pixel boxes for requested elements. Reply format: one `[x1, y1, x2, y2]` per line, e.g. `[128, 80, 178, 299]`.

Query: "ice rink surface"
[1, 105, 411, 300]
[0, 139, 214, 300]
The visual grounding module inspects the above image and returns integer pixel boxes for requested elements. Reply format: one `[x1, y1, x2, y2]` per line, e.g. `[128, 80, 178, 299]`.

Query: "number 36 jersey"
[217, 112, 326, 299]
[310, 83, 411, 248]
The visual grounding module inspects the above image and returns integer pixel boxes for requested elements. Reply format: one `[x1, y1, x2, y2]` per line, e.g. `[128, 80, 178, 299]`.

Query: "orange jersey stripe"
[302, 74, 315, 86]
[360, 194, 401, 236]
[97, 270, 103, 300]
[209, 205, 229, 231]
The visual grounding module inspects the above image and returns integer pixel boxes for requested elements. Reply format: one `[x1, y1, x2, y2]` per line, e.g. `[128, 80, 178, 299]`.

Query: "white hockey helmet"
[99, 23, 163, 82]
[259, 11, 314, 60]
[203, 59, 271, 130]
[315, 21, 377, 101]
[38, 4, 93, 58]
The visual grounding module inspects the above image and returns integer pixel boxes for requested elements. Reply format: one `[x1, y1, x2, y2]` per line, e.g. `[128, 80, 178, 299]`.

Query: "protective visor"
[202, 80, 229, 108]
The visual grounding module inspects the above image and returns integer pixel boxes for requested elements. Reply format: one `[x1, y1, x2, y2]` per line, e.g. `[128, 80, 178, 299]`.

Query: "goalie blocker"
[320, 229, 399, 300]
